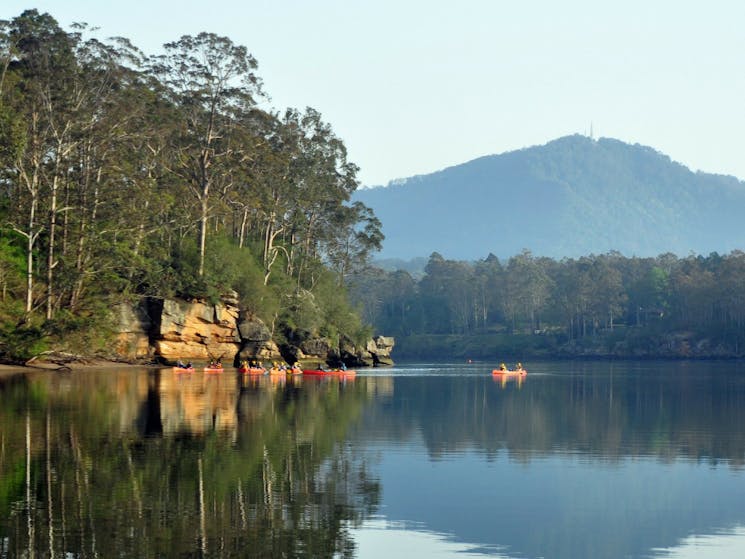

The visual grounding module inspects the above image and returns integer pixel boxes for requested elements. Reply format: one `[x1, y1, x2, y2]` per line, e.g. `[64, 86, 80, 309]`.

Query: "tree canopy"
[350, 250, 745, 358]
[0, 10, 381, 359]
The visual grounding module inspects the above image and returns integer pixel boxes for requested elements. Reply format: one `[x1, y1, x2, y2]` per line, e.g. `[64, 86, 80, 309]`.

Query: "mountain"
[354, 135, 745, 260]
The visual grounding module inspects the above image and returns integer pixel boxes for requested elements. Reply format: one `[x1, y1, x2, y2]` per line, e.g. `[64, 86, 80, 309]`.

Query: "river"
[2, 361, 745, 558]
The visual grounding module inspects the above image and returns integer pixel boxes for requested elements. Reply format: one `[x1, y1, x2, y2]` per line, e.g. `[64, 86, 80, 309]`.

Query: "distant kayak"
[204, 366, 224, 373]
[492, 369, 527, 376]
[173, 366, 194, 373]
[239, 367, 265, 375]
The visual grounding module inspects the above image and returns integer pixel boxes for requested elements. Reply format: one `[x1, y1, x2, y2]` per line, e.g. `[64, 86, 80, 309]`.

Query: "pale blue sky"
[3, 1, 745, 186]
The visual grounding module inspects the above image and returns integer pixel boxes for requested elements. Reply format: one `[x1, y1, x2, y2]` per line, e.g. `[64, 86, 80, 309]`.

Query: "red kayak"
[239, 367, 266, 375]
[204, 366, 224, 373]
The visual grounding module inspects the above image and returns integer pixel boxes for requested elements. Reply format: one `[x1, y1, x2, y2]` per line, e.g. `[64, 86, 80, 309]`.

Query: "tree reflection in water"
[0, 369, 379, 558]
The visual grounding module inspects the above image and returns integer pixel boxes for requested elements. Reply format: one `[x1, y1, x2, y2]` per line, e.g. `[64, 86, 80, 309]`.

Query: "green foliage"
[312, 268, 370, 346]
[0, 322, 47, 362]
[234, 254, 281, 323]
[354, 251, 745, 358]
[0, 105, 26, 164]
[0, 10, 383, 362]
[0, 234, 25, 305]
[43, 303, 116, 355]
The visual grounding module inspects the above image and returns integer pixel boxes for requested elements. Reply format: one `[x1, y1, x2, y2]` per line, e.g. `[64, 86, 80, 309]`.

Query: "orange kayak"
[204, 366, 224, 373]
[492, 369, 527, 376]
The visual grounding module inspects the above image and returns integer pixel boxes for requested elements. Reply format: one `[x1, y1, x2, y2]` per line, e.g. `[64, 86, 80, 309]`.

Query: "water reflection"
[2, 362, 745, 558]
[0, 369, 379, 558]
[348, 362, 745, 558]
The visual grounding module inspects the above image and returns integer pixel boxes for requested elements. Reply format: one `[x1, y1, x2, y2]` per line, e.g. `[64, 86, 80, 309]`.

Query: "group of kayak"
[174, 359, 524, 377]
[172, 359, 356, 377]
[239, 361, 302, 375]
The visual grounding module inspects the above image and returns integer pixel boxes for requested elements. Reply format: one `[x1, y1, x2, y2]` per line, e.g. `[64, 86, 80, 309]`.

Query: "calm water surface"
[2, 361, 745, 558]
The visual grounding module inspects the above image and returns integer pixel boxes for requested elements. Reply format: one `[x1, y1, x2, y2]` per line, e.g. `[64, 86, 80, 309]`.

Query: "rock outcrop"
[114, 303, 152, 359]
[235, 313, 282, 363]
[115, 296, 394, 367]
[340, 336, 395, 367]
[151, 299, 241, 361]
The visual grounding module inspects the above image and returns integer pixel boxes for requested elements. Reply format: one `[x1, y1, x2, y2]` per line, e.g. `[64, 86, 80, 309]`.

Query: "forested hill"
[354, 135, 745, 260]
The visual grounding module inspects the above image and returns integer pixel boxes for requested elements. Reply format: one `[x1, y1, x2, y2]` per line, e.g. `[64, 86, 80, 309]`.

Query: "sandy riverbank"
[0, 359, 155, 378]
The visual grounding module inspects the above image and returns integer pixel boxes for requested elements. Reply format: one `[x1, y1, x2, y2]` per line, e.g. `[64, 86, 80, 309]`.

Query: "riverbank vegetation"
[351, 250, 745, 359]
[0, 10, 382, 361]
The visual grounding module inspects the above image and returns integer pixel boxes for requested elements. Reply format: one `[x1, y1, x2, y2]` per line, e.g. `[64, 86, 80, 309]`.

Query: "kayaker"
[517, 362, 523, 371]
[500, 363, 507, 371]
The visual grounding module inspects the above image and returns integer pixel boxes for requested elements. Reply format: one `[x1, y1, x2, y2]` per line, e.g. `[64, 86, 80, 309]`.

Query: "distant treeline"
[350, 250, 745, 356]
[0, 10, 381, 360]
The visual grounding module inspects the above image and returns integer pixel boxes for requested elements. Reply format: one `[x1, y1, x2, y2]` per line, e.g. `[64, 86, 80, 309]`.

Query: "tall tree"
[150, 33, 263, 277]
[2, 10, 78, 316]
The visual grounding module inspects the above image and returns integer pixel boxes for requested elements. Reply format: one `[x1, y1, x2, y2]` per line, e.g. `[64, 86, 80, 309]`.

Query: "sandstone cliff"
[115, 296, 394, 368]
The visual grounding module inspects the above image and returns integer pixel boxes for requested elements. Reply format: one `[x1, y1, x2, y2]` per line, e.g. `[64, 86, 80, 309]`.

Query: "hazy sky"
[4, 1, 745, 186]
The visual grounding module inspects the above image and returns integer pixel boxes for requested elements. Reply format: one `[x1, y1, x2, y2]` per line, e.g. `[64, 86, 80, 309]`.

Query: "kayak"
[173, 366, 195, 373]
[239, 367, 266, 375]
[303, 369, 356, 378]
[204, 366, 224, 373]
[492, 369, 527, 376]
[268, 367, 286, 375]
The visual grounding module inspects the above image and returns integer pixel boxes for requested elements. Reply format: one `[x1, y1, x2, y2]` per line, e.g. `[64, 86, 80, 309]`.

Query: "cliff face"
[152, 299, 244, 361]
[115, 297, 394, 367]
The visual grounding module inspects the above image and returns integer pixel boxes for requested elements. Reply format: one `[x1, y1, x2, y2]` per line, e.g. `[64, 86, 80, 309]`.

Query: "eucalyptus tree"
[236, 109, 302, 284]
[473, 253, 504, 330]
[668, 255, 716, 330]
[284, 108, 360, 289]
[503, 250, 553, 333]
[586, 255, 627, 333]
[418, 253, 477, 334]
[1, 10, 81, 316]
[150, 33, 263, 277]
[58, 37, 177, 307]
[713, 251, 745, 337]
[325, 201, 383, 287]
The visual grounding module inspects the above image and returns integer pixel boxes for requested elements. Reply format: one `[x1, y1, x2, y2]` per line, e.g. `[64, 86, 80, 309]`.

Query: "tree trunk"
[238, 207, 249, 249]
[198, 195, 208, 278]
[46, 170, 60, 320]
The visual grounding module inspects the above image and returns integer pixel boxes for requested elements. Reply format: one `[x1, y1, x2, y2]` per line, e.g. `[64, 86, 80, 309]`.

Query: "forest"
[0, 10, 383, 361]
[349, 250, 745, 359]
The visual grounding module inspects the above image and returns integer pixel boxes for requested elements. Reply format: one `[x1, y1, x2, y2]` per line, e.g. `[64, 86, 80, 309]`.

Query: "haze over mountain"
[354, 135, 745, 261]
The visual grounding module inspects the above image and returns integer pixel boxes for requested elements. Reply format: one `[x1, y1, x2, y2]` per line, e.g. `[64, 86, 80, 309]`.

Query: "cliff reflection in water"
[0, 369, 380, 558]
